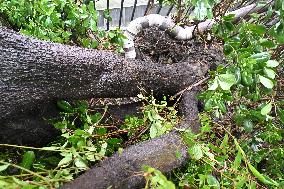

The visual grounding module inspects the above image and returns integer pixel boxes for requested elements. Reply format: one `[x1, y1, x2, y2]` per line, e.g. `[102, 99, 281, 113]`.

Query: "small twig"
[170, 76, 210, 100]
[0, 144, 67, 152]
[0, 160, 52, 188]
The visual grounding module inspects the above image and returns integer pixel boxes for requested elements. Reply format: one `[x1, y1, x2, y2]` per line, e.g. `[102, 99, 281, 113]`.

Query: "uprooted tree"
[0, 25, 216, 188]
[0, 0, 283, 188]
[0, 26, 211, 143]
[0, 24, 225, 189]
[0, 0, 272, 145]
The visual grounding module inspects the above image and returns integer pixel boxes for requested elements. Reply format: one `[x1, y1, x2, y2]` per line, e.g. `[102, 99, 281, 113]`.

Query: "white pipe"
[123, 0, 274, 59]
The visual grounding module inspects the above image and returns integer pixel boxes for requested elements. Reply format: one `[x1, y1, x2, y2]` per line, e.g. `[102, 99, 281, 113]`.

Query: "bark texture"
[0, 25, 215, 188]
[0, 27, 217, 145]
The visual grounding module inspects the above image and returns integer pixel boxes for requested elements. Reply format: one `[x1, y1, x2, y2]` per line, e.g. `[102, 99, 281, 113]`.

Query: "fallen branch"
[0, 27, 209, 121]
[171, 76, 210, 100]
[0, 26, 218, 145]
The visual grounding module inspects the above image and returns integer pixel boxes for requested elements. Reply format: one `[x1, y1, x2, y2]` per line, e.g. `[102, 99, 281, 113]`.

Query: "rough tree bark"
[0, 26, 217, 145]
[0, 26, 221, 188]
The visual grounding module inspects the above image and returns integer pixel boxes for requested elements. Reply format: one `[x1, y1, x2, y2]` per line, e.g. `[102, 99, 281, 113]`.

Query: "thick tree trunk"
[0, 27, 208, 120]
[0, 26, 221, 145]
[0, 26, 217, 188]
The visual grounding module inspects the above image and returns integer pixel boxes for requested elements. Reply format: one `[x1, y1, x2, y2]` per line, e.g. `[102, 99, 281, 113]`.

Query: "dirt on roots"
[134, 27, 225, 67]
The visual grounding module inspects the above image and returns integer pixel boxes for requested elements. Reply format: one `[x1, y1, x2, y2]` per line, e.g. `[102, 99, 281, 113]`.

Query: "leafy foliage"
[143, 1, 284, 189]
[0, 95, 179, 188]
[144, 112, 283, 188]
[0, 0, 125, 51]
[158, 0, 218, 21]
[143, 166, 176, 189]
[0, 101, 123, 188]
[138, 94, 179, 139]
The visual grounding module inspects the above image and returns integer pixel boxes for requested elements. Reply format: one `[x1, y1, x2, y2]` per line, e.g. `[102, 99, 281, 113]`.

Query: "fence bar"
[106, 0, 110, 30]
[144, 0, 152, 16]
[119, 0, 125, 28]
[185, 6, 194, 16]
[131, 0, 138, 21]
[156, 4, 162, 14]
[166, 4, 174, 16]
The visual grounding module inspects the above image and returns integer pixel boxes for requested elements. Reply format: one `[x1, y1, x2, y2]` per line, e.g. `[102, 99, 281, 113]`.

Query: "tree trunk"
[0, 25, 221, 187]
[0, 26, 221, 145]
[0, 26, 209, 120]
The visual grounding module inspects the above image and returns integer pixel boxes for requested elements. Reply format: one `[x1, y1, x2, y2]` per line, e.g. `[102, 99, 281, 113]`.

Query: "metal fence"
[93, 0, 176, 30]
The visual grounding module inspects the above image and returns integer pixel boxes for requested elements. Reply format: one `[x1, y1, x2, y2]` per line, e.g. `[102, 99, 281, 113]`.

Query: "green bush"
[0, 0, 125, 51]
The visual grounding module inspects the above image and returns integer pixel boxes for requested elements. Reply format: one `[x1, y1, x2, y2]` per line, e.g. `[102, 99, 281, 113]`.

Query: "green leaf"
[243, 119, 253, 133]
[204, 99, 214, 111]
[175, 151, 182, 158]
[82, 38, 91, 47]
[251, 52, 270, 63]
[264, 68, 275, 79]
[218, 74, 236, 90]
[233, 138, 278, 186]
[266, 60, 279, 67]
[217, 101, 227, 113]
[260, 39, 276, 48]
[232, 150, 242, 170]
[203, 147, 214, 160]
[20, 151, 35, 171]
[224, 21, 235, 31]
[223, 44, 234, 55]
[188, 144, 203, 160]
[222, 14, 235, 21]
[235, 67, 241, 84]
[57, 100, 73, 112]
[194, 1, 207, 20]
[103, 9, 112, 21]
[91, 40, 99, 48]
[108, 31, 116, 38]
[74, 158, 88, 169]
[259, 75, 274, 88]
[220, 134, 228, 149]
[277, 108, 284, 124]
[89, 18, 97, 31]
[207, 174, 220, 188]
[103, 42, 110, 48]
[208, 79, 218, 90]
[261, 103, 272, 115]
[86, 114, 92, 124]
[98, 142, 107, 157]
[88, 1, 95, 14]
[248, 24, 266, 35]
[90, 112, 102, 123]
[248, 163, 279, 186]
[149, 123, 158, 138]
[0, 164, 9, 172]
[58, 153, 72, 167]
[62, 31, 72, 40]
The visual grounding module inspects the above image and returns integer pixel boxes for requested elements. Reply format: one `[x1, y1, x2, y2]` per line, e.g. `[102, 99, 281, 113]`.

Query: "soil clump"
[134, 27, 224, 66]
